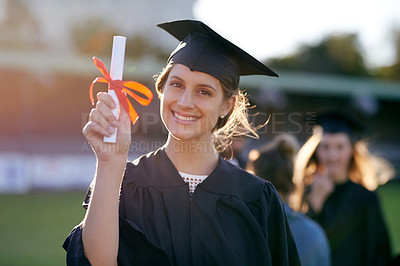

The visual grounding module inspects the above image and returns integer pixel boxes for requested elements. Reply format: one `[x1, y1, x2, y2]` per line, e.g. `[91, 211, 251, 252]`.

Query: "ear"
[220, 95, 235, 118]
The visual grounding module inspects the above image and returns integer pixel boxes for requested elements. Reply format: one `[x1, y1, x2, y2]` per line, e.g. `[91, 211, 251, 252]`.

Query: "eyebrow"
[169, 75, 217, 92]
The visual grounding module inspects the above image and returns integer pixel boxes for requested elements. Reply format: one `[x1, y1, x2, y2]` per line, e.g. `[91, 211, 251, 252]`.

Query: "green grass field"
[0, 182, 399, 266]
[0, 191, 86, 266]
[378, 181, 400, 257]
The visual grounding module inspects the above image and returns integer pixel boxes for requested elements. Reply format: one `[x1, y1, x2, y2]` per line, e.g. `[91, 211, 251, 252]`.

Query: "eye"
[336, 144, 345, 151]
[170, 81, 182, 88]
[319, 143, 329, 150]
[198, 89, 211, 96]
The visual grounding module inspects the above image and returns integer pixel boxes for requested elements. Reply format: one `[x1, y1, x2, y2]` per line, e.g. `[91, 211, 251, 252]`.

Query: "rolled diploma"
[104, 36, 126, 143]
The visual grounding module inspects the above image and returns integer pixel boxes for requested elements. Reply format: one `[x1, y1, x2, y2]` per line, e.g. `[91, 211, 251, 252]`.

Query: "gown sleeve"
[62, 179, 172, 266]
[363, 192, 392, 266]
[247, 182, 301, 266]
[62, 224, 91, 265]
[62, 183, 92, 265]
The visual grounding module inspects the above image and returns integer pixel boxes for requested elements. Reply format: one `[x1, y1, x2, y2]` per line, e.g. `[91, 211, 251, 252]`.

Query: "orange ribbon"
[89, 56, 153, 125]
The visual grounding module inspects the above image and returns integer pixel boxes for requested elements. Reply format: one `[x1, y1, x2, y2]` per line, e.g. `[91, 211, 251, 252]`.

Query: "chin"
[168, 127, 198, 140]
[331, 173, 349, 184]
[170, 132, 191, 141]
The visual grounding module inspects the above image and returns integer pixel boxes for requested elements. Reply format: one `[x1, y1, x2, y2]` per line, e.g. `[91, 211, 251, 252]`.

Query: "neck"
[331, 171, 349, 185]
[164, 134, 219, 175]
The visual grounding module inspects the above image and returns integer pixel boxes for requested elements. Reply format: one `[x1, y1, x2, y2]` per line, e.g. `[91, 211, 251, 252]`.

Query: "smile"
[172, 111, 199, 123]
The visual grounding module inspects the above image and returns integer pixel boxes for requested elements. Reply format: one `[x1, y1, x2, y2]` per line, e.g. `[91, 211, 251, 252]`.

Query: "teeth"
[175, 112, 196, 121]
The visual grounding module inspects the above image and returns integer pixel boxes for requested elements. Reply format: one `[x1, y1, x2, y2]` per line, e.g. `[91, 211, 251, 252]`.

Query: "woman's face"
[315, 132, 353, 183]
[160, 64, 234, 142]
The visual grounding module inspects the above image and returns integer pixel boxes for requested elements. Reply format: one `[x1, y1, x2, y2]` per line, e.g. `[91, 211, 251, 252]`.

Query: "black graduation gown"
[308, 180, 392, 266]
[63, 148, 300, 266]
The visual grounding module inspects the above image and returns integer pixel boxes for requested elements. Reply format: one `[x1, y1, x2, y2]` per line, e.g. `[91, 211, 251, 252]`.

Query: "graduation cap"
[315, 110, 366, 140]
[157, 20, 278, 90]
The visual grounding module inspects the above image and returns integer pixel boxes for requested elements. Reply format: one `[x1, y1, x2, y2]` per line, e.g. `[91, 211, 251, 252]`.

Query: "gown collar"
[146, 147, 265, 199]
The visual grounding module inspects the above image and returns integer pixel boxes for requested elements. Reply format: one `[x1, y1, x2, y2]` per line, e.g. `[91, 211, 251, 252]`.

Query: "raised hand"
[83, 91, 132, 162]
[308, 166, 334, 213]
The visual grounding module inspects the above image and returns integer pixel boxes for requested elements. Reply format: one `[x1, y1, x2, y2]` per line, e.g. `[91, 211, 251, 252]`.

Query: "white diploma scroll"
[104, 36, 126, 143]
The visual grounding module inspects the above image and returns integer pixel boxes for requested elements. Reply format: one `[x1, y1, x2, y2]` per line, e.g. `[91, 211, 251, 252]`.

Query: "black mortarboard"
[157, 20, 278, 90]
[315, 110, 366, 140]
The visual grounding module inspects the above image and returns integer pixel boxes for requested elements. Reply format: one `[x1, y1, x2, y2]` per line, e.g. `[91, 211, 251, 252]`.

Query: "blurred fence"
[0, 152, 95, 193]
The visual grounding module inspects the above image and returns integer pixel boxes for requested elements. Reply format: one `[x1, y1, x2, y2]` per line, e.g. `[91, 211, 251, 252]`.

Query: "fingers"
[83, 120, 113, 138]
[97, 91, 117, 109]
[312, 174, 334, 195]
[94, 101, 117, 125]
[96, 92, 118, 125]
[84, 92, 118, 137]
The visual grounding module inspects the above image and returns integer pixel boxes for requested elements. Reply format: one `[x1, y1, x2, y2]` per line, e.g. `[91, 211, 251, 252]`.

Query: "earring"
[220, 114, 225, 119]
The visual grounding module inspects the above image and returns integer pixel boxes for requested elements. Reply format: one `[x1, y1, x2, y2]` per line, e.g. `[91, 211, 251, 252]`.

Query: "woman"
[247, 134, 331, 266]
[293, 111, 393, 266]
[63, 20, 300, 266]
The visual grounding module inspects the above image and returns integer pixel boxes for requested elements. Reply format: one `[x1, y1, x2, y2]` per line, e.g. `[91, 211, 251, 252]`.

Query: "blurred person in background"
[247, 134, 331, 266]
[219, 137, 247, 168]
[293, 110, 394, 266]
[62, 20, 300, 265]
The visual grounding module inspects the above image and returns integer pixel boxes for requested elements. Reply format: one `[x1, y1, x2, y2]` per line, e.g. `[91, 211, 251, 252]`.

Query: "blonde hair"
[291, 126, 395, 212]
[154, 63, 263, 152]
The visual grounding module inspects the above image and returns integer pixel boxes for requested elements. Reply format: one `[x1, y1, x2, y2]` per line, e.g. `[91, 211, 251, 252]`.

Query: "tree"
[70, 17, 119, 56]
[267, 33, 370, 77]
[376, 27, 400, 81]
[125, 35, 169, 61]
[70, 19, 169, 61]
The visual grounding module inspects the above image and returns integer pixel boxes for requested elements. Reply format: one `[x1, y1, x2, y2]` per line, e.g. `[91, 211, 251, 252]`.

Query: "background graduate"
[247, 134, 331, 266]
[293, 110, 394, 266]
[63, 20, 300, 266]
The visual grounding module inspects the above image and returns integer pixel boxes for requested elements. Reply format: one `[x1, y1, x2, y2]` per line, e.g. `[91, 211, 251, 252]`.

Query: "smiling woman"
[62, 19, 300, 266]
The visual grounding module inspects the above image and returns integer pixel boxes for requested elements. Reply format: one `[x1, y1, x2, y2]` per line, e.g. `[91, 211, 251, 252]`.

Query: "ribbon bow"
[89, 56, 153, 125]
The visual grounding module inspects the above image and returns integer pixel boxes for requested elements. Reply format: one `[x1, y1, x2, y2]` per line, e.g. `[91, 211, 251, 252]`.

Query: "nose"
[178, 89, 194, 108]
[327, 149, 340, 161]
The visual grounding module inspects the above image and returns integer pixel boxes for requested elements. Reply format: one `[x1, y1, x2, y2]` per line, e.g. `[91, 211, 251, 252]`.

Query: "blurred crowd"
[226, 110, 398, 266]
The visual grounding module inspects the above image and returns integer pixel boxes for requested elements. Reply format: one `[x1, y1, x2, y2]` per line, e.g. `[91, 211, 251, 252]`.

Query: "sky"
[193, 0, 400, 68]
